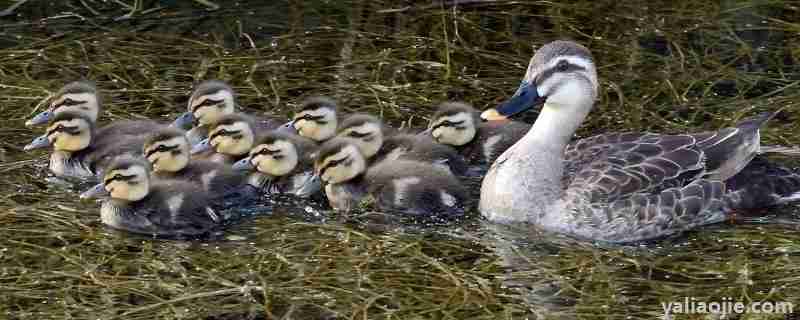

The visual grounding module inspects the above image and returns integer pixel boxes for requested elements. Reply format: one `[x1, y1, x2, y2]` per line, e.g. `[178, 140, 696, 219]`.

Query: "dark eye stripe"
[347, 131, 371, 138]
[432, 120, 464, 131]
[104, 174, 135, 185]
[46, 125, 79, 137]
[145, 144, 178, 158]
[209, 129, 239, 140]
[53, 98, 86, 109]
[535, 61, 587, 86]
[191, 98, 224, 112]
[319, 155, 350, 177]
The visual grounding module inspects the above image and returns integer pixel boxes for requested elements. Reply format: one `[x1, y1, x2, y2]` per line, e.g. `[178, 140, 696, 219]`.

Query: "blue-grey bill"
[171, 111, 194, 129]
[80, 183, 109, 200]
[25, 110, 53, 127]
[232, 158, 254, 171]
[23, 135, 51, 151]
[190, 138, 212, 155]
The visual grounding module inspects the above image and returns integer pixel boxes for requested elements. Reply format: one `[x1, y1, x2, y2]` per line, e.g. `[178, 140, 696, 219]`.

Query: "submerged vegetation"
[1, 0, 800, 319]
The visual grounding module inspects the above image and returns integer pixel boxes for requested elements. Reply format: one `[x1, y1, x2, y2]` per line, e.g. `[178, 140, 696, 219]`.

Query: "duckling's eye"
[273, 155, 285, 160]
[61, 98, 84, 106]
[347, 131, 370, 138]
[556, 60, 570, 72]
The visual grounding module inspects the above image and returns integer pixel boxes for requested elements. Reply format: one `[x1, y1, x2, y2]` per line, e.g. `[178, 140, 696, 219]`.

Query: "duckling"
[173, 80, 282, 145]
[428, 102, 529, 165]
[25, 80, 163, 137]
[23, 111, 146, 178]
[232, 131, 321, 197]
[335, 114, 468, 175]
[314, 138, 467, 218]
[290, 96, 339, 143]
[190, 113, 266, 164]
[79, 156, 220, 236]
[143, 127, 247, 196]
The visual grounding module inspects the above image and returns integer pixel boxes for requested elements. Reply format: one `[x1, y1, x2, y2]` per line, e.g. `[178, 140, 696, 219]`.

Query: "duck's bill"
[171, 112, 194, 129]
[486, 81, 546, 120]
[190, 138, 212, 155]
[25, 110, 53, 127]
[23, 135, 51, 151]
[80, 183, 109, 200]
[232, 158, 254, 171]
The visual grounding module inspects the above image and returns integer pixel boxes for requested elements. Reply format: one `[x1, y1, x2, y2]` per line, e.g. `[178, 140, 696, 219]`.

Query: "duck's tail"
[725, 156, 800, 210]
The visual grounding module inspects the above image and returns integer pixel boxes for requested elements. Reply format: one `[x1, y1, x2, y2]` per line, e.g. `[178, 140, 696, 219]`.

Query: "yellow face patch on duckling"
[336, 122, 384, 159]
[49, 92, 101, 123]
[315, 144, 366, 184]
[46, 117, 92, 152]
[190, 89, 235, 126]
[249, 140, 299, 177]
[430, 111, 477, 146]
[144, 136, 190, 173]
[103, 164, 150, 202]
[208, 121, 254, 156]
[292, 108, 337, 142]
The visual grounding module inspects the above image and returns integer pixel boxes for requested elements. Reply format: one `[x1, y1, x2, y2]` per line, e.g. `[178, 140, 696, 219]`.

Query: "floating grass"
[1, 0, 799, 319]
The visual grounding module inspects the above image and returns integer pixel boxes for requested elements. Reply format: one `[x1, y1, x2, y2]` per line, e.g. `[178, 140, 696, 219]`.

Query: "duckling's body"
[81, 157, 219, 236]
[174, 80, 282, 145]
[234, 131, 321, 197]
[26, 111, 147, 178]
[315, 139, 467, 218]
[429, 102, 529, 166]
[144, 128, 247, 196]
[335, 114, 468, 176]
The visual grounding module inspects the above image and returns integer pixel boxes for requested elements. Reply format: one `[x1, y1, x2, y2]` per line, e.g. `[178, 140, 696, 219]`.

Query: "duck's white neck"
[479, 100, 592, 222]
[525, 102, 591, 149]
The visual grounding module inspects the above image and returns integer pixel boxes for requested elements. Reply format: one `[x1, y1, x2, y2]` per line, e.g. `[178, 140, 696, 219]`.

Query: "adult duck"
[479, 40, 800, 243]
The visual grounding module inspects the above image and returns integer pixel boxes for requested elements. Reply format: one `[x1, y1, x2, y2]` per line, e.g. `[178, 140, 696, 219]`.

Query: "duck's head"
[482, 40, 598, 121]
[196, 113, 255, 156]
[335, 114, 384, 159]
[291, 97, 338, 142]
[26, 81, 101, 127]
[24, 111, 94, 152]
[314, 138, 367, 185]
[235, 132, 301, 177]
[144, 128, 190, 173]
[81, 156, 151, 201]
[429, 102, 479, 146]
[174, 80, 236, 129]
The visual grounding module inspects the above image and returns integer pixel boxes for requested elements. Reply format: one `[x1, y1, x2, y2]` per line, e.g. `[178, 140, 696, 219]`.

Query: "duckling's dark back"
[365, 160, 467, 219]
[378, 134, 468, 176]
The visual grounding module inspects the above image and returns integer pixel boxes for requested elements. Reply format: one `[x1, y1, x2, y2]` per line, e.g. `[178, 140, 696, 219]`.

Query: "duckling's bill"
[80, 183, 109, 200]
[232, 157, 254, 170]
[26, 110, 54, 127]
[190, 138, 212, 154]
[171, 112, 194, 129]
[23, 134, 50, 151]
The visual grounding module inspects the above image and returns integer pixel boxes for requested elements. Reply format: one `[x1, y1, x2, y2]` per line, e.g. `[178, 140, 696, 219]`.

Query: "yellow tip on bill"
[480, 108, 508, 121]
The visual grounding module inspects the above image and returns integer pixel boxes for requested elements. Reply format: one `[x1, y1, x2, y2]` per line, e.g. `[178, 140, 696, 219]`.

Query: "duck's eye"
[556, 60, 569, 72]
[273, 155, 284, 160]
[347, 131, 370, 138]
